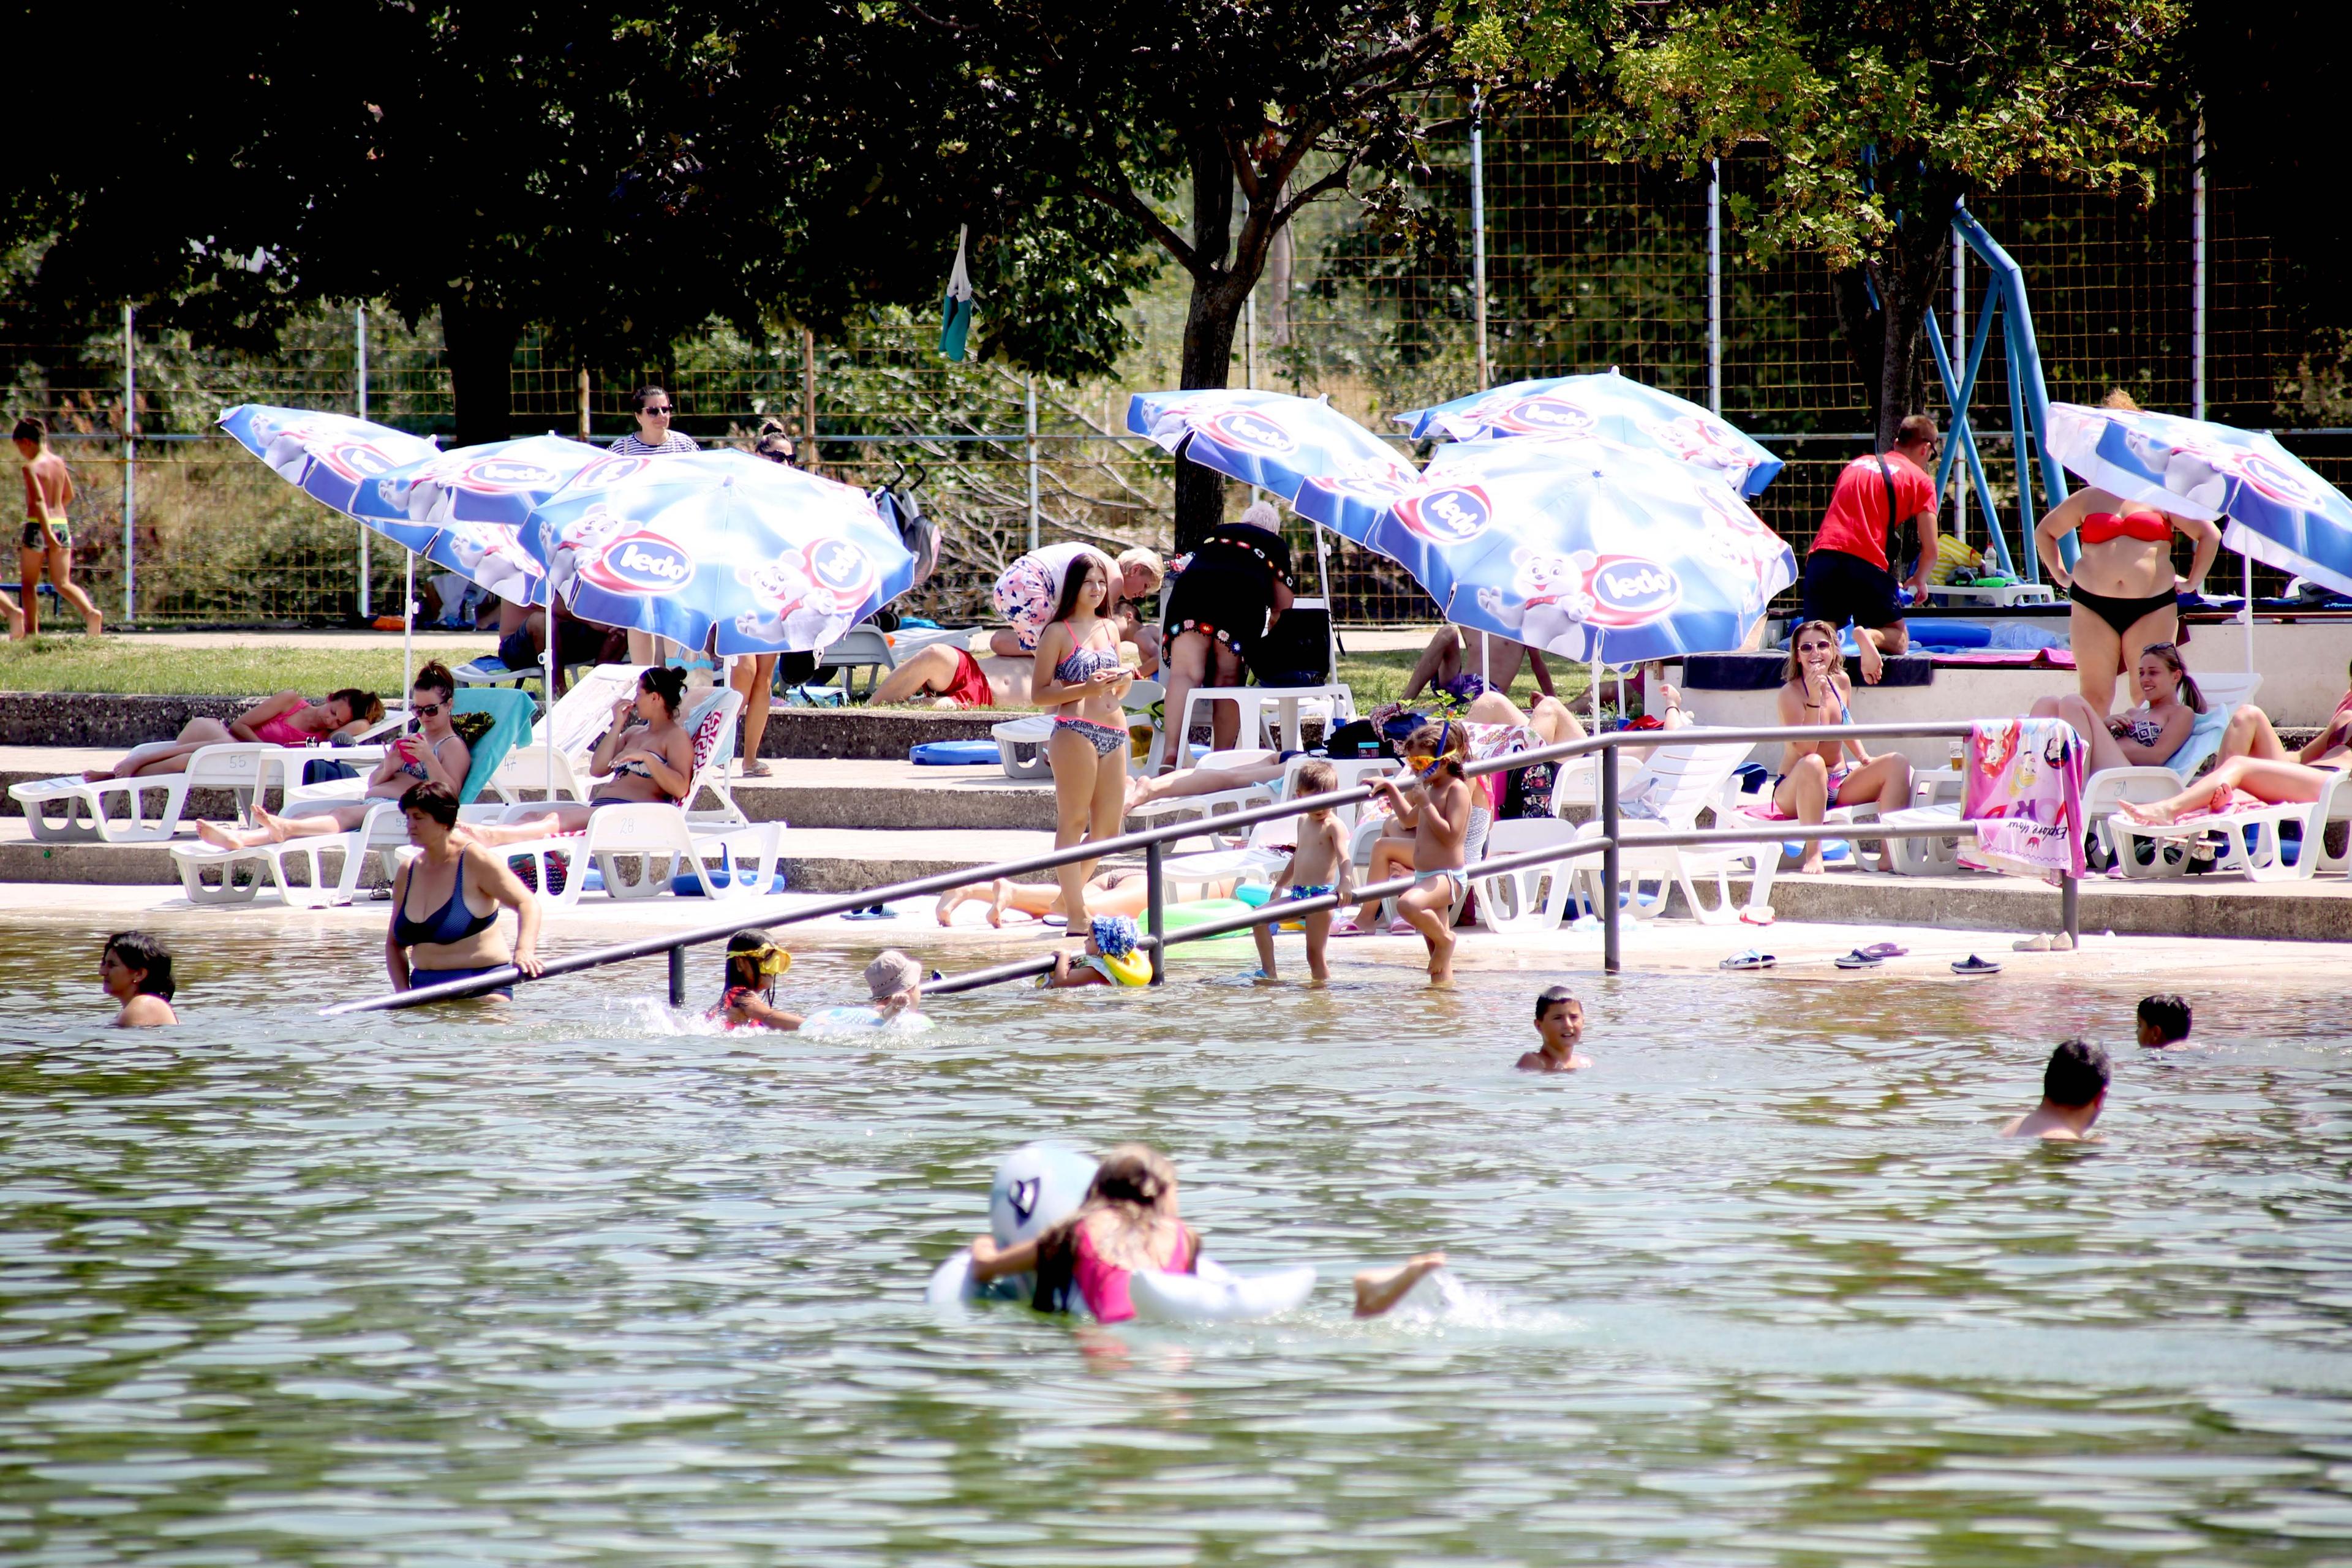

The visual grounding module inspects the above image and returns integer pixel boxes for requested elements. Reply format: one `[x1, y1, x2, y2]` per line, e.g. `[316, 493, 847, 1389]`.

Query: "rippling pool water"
[4, 921, 2351, 1565]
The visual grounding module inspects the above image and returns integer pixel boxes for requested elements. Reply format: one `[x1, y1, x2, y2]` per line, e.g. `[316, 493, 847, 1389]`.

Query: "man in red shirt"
[1800, 415, 1942, 684]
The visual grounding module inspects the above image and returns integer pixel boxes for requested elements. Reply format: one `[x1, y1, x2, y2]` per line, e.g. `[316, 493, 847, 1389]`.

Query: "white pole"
[1952, 229, 1967, 548]
[545, 618, 559, 802]
[356, 305, 371, 618]
[2189, 116, 2245, 668]
[1589, 657, 1601, 731]
[1471, 91, 1490, 392]
[1025, 375, 1039, 552]
[121, 304, 135, 623]
[1245, 295, 1262, 500]
[402, 551, 415, 704]
[1706, 158, 1721, 417]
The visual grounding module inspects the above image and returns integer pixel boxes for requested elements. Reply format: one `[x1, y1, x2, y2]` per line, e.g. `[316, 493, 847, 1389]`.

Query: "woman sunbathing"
[2116, 693, 2352, 826]
[466, 666, 696, 845]
[86, 686, 383, 782]
[2028, 640, 2203, 775]
[195, 664, 468, 850]
[935, 869, 1152, 927]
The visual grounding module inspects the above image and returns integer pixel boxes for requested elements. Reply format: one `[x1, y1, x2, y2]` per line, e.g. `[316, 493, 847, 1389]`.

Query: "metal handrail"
[322, 718, 2010, 1016]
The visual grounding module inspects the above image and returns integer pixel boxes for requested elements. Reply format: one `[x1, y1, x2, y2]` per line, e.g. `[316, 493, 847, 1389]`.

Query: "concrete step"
[1, 751, 1058, 831]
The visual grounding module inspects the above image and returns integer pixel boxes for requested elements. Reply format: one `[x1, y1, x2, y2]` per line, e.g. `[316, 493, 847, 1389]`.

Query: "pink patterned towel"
[1957, 718, 2087, 881]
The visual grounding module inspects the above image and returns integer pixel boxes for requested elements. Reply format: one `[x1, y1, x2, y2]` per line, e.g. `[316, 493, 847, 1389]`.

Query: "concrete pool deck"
[4, 881, 2346, 996]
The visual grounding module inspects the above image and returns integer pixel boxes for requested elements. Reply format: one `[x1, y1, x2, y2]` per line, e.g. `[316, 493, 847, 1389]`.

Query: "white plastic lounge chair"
[1469, 817, 1587, 933]
[813, 624, 897, 698]
[168, 689, 536, 908]
[1125, 748, 1284, 851]
[1715, 771, 1888, 870]
[11, 701, 410, 844]
[2105, 767, 2352, 883]
[12, 743, 292, 845]
[995, 680, 1164, 781]
[1569, 742, 1774, 924]
[486, 663, 651, 805]
[478, 687, 774, 908]
[1156, 756, 1354, 895]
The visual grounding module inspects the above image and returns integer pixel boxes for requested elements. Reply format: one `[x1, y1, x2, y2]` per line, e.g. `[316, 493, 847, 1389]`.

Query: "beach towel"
[1958, 717, 2086, 880]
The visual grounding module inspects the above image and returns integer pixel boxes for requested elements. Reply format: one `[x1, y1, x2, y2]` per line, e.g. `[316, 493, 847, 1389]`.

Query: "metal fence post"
[1025, 375, 1039, 552]
[1600, 745, 1621, 974]
[668, 944, 687, 1007]
[1706, 157, 1721, 417]
[1472, 91, 1490, 393]
[121, 303, 135, 623]
[355, 304, 370, 617]
[2062, 875, 2080, 951]
[1147, 839, 1166, 985]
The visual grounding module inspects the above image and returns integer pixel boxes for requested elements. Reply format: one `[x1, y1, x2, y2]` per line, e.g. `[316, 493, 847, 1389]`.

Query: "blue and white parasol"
[1125, 388, 1419, 503]
[2045, 402, 2352, 598]
[1294, 434, 1796, 664]
[524, 448, 917, 656]
[1394, 371, 1783, 499]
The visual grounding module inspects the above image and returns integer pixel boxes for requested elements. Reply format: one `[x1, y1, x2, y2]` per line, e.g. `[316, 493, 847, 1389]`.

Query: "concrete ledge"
[1733, 870, 2352, 943]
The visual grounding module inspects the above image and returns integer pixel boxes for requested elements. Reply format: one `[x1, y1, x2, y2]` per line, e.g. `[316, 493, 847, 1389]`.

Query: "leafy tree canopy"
[1462, 0, 2187, 440]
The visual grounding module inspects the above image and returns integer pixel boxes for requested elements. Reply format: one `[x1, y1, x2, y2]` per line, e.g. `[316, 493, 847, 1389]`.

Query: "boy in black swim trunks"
[12, 416, 104, 638]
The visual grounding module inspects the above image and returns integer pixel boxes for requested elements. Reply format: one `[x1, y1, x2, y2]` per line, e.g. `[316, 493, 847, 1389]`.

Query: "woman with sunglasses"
[1770, 620, 1914, 874]
[195, 662, 472, 850]
[608, 385, 698, 662]
[2034, 390, 2222, 714]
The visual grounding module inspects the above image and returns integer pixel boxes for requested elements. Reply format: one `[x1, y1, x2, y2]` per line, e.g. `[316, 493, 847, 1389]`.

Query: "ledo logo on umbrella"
[1491, 396, 1597, 437]
[584, 532, 695, 595]
[1395, 485, 1493, 544]
[804, 539, 876, 603]
[313, 439, 403, 483]
[568, 453, 652, 491]
[1583, 556, 1682, 626]
[456, 458, 561, 492]
[1205, 409, 1298, 456]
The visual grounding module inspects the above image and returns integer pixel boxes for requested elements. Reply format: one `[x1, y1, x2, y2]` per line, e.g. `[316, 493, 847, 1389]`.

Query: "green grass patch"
[0, 636, 462, 697]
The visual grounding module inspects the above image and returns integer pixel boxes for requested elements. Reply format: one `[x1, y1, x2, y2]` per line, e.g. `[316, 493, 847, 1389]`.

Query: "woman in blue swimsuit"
[1031, 551, 1134, 925]
[385, 782, 543, 998]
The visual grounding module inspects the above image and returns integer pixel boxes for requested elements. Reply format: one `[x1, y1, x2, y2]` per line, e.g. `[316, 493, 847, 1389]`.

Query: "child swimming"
[1042, 915, 1153, 989]
[1369, 722, 1474, 984]
[2002, 1038, 2111, 1140]
[966, 1142, 1450, 1322]
[1251, 760, 1353, 984]
[1515, 985, 1591, 1072]
[2137, 993, 2192, 1049]
[100, 931, 176, 1028]
[708, 929, 802, 1031]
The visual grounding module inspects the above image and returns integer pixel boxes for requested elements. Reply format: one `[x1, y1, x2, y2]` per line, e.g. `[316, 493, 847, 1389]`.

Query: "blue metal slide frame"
[1923, 205, 2074, 579]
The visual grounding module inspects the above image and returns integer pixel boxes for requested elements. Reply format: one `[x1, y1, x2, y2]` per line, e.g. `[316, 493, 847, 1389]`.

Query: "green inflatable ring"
[1158, 898, 1256, 943]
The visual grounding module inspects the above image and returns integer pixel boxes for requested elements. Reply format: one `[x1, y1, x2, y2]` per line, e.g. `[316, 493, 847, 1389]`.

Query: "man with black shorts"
[1800, 415, 1941, 684]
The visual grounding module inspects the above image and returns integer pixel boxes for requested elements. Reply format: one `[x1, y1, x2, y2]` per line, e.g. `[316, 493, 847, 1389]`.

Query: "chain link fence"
[3, 114, 2340, 629]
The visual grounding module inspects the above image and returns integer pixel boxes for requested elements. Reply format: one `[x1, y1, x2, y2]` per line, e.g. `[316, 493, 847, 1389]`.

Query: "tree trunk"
[443, 295, 519, 449]
[1173, 134, 1242, 553]
[1833, 195, 1962, 449]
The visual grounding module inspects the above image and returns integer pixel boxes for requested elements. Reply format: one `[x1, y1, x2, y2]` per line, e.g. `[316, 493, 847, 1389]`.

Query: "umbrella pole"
[2242, 549, 2255, 670]
[545, 600, 558, 804]
[1590, 658, 1601, 732]
[401, 550, 415, 706]
[1313, 521, 1337, 678]
[1480, 629, 1490, 689]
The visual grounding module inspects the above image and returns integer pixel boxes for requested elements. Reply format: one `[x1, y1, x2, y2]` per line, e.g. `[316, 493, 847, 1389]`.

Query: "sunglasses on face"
[642, 405, 673, 417]
[413, 701, 445, 718]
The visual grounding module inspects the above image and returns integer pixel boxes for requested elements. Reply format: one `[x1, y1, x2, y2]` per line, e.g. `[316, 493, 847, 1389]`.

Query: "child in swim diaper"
[1251, 759, 1353, 984]
[1042, 914, 1153, 989]
[709, 929, 802, 1031]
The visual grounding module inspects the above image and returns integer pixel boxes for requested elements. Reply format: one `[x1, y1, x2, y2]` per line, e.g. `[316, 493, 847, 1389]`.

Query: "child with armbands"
[1250, 759, 1353, 984]
[1041, 914, 1154, 989]
[967, 1142, 1450, 1322]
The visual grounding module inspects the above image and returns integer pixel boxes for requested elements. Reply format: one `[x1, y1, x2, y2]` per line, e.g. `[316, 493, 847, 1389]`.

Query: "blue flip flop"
[1834, 949, 1883, 970]
[1951, 954, 2002, 975]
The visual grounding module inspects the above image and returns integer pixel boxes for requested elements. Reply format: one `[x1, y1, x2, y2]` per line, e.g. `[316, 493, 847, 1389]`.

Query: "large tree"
[911, 0, 1469, 547]
[1468, 0, 2185, 445]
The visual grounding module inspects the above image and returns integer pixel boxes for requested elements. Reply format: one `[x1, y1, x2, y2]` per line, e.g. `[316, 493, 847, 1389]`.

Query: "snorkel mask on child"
[731, 939, 792, 979]
[1408, 721, 1460, 780]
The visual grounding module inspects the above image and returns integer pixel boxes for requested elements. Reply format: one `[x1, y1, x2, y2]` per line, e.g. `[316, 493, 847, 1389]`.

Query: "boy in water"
[2136, 993, 2192, 1049]
[13, 416, 104, 638]
[1252, 759, 1354, 984]
[1515, 985, 1591, 1072]
[1042, 915, 1153, 989]
[2002, 1038, 2110, 1140]
[1366, 722, 1475, 985]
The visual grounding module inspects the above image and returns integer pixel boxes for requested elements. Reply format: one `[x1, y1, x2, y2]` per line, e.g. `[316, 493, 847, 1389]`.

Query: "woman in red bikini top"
[2034, 391, 2222, 716]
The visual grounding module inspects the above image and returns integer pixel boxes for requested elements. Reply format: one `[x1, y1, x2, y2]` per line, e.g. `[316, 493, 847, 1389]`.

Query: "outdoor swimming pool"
[2, 922, 2350, 1564]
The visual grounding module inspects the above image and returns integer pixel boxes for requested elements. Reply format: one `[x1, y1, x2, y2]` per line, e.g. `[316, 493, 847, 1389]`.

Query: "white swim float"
[924, 1144, 1318, 1322]
[801, 1006, 933, 1034]
[1128, 1257, 1318, 1324]
[924, 1142, 1097, 1308]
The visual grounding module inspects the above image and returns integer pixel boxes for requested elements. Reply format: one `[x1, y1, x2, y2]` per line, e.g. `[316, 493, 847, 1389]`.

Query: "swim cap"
[1091, 914, 1140, 958]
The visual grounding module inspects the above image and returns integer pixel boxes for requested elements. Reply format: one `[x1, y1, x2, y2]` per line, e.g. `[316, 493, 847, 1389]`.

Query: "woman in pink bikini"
[1771, 619, 1914, 874]
[81, 686, 384, 782]
[2035, 390, 2222, 714]
[965, 1143, 1448, 1322]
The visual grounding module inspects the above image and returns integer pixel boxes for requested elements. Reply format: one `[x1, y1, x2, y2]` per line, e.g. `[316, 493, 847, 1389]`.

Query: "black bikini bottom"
[2068, 582, 2176, 638]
